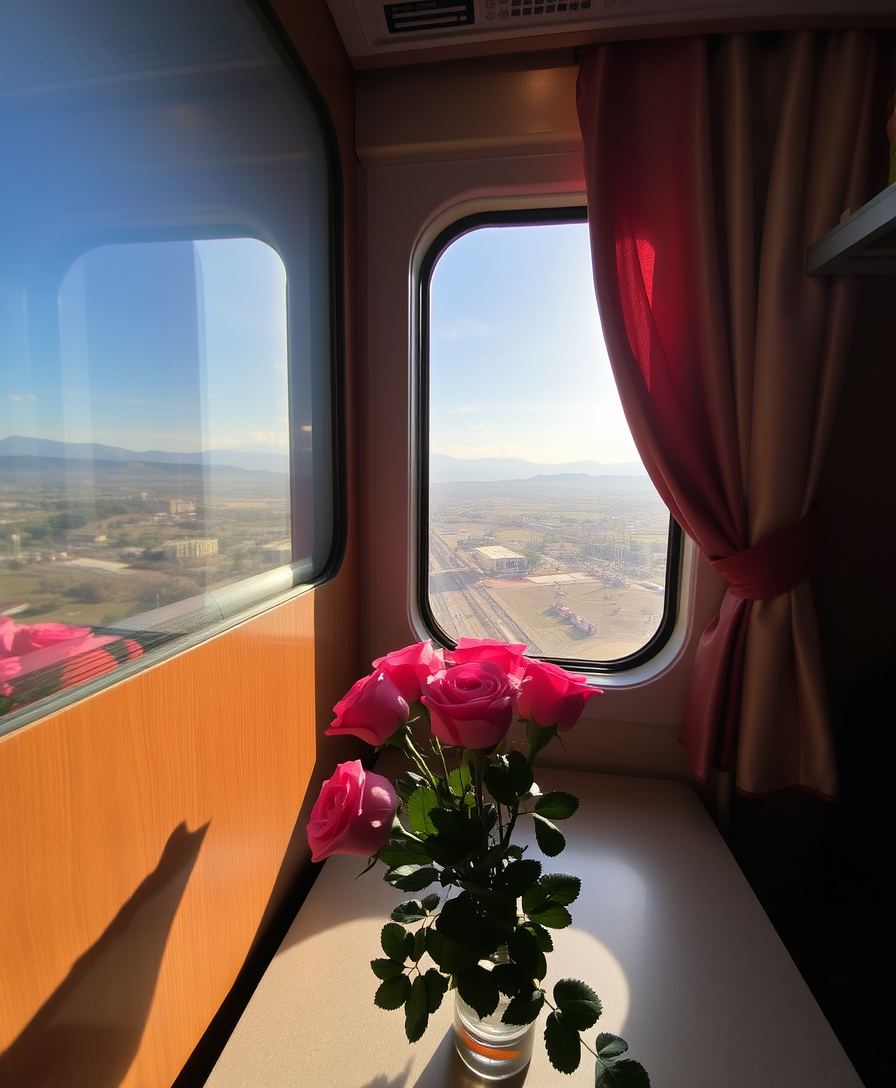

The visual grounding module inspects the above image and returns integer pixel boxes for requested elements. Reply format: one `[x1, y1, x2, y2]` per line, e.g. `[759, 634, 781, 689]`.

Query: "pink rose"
[0, 618, 143, 694]
[326, 670, 409, 747]
[306, 760, 397, 863]
[5, 622, 92, 652]
[1, 618, 93, 657]
[517, 659, 601, 732]
[422, 661, 518, 750]
[449, 637, 528, 684]
[372, 640, 445, 704]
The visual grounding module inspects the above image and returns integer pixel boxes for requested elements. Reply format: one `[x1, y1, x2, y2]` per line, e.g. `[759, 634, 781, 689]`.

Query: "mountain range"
[0, 435, 289, 475]
[430, 453, 647, 483]
[0, 438, 651, 486]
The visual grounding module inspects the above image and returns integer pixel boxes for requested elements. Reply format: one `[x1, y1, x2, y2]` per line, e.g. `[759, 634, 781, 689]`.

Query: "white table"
[205, 768, 862, 1087]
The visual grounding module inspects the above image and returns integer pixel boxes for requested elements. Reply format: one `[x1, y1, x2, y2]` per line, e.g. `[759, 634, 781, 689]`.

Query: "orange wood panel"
[0, 586, 359, 1087]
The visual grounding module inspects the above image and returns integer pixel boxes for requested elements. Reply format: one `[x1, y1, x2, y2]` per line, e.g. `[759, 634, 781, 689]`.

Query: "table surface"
[205, 766, 862, 1088]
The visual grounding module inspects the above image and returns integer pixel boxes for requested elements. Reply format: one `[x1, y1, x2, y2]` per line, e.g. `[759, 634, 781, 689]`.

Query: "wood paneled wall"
[0, 3, 360, 1085]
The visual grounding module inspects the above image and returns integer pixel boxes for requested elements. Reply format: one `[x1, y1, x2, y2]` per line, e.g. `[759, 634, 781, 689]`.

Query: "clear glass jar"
[453, 987, 535, 1081]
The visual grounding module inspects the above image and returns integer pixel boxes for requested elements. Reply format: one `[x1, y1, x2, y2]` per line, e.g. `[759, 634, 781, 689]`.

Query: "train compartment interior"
[0, 1, 894, 1086]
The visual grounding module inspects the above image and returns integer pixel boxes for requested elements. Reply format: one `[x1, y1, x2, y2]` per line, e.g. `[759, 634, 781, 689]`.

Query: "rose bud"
[326, 670, 409, 747]
[517, 659, 601, 732]
[448, 637, 528, 684]
[372, 640, 445, 704]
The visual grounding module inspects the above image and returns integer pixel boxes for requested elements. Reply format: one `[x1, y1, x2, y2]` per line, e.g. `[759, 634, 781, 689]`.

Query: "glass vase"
[453, 988, 535, 1081]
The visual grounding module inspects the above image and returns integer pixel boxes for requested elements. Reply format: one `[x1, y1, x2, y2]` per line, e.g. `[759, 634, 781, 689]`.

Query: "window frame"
[0, 0, 346, 736]
[415, 206, 682, 674]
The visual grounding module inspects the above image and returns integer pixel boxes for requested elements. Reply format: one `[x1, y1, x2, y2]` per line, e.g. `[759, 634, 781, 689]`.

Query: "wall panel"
[0, 1, 360, 1084]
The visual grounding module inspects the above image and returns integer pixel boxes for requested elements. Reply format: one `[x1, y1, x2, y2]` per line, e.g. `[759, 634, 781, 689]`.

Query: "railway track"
[428, 531, 543, 653]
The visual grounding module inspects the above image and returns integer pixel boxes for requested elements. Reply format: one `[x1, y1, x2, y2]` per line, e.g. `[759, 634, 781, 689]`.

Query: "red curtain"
[576, 32, 887, 796]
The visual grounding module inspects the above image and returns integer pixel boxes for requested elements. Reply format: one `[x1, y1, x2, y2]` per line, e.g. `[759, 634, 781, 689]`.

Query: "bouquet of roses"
[307, 638, 649, 1087]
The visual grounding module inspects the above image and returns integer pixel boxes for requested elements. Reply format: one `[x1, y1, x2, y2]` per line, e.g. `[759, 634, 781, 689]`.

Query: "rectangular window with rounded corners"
[419, 210, 680, 671]
[0, 0, 341, 733]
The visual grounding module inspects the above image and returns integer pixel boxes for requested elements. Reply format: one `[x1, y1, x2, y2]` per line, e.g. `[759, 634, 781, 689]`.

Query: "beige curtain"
[577, 31, 890, 795]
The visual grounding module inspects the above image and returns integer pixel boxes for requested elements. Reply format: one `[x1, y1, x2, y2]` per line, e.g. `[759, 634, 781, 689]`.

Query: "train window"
[0, 0, 340, 732]
[420, 211, 679, 670]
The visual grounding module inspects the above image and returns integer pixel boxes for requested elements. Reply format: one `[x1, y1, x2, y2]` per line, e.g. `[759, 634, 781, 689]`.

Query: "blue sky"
[4, 238, 289, 455]
[430, 221, 640, 465]
[4, 222, 641, 467]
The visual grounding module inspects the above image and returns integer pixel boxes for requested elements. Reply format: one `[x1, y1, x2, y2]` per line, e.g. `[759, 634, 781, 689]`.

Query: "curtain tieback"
[711, 511, 819, 601]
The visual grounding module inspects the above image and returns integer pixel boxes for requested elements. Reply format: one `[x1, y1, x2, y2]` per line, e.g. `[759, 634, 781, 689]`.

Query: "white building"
[473, 545, 527, 575]
[163, 538, 218, 560]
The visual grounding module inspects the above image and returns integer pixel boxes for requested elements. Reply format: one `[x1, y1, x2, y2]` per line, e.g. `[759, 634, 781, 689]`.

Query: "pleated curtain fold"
[576, 31, 889, 796]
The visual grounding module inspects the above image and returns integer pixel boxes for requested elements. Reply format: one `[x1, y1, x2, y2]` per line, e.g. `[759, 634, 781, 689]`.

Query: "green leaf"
[423, 968, 449, 1014]
[539, 872, 581, 906]
[484, 763, 519, 806]
[522, 881, 573, 928]
[395, 772, 428, 804]
[370, 957, 404, 980]
[533, 813, 566, 857]
[463, 885, 517, 932]
[594, 1059, 651, 1088]
[421, 892, 441, 912]
[527, 901, 573, 929]
[378, 836, 431, 868]
[595, 1034, 628, 1059]
[435, 891, 477, 941]
[406, 786, 440, 837]
[534, 791, 580, 820]
[391, 900, 426, 924]
[375, 973, 411, 1010]
[405, 975, 430, 1043]
[527, 921, 554, 953]
[544, 1010, 582, 1074]
[521, 880, 549, 914]
[413, 928, 427, 961]
[491, 961, 532, 998]
[421, 838, 469, 868]
[439, 866, 460, 887]
[553, 979, 602, 1030]
[426, 928, 481, 974]
[506, 750, 534, 796]
[499, 858, 542, 897]
[431, 806, 487, 854]
[447, 764, 473, 798]
[525, 720, 558, 764]
[502, 988, 545, 1026]
[381, 922, 413, 961]
[456, 964, 500, 1019]
[385, 864, 440, 891]
[507, 925, 547, 981]
[428, 805, 465, 838]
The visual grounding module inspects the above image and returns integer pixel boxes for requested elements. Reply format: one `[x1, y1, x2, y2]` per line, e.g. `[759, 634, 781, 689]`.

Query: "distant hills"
[0, 438, 651, 487]
[430, 453, 648, 484]
[0, 436, 289, 475]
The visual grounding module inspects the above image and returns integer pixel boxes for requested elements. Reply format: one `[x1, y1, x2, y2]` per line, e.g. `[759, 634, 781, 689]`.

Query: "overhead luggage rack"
[807, 182, 896, 275]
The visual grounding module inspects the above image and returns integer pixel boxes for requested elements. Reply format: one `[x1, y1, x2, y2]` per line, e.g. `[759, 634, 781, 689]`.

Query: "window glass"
[0, 0, 337, 731]
[424, 216, 675, 667]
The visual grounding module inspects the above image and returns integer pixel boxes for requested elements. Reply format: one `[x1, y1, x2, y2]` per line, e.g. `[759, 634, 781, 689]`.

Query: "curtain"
[576, 31, 888, 797]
